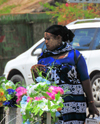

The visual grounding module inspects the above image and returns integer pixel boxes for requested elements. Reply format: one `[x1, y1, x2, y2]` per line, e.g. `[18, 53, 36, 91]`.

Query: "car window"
[35, 41, 45, 49]
[93, 28, 100, 50]
[32, 40, 46, 55]
[71, 28, 96, 50]
[42, 42, 46, 51]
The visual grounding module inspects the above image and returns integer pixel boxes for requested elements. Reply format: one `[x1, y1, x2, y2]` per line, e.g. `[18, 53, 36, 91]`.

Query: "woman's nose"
[45, 40, 48, 44]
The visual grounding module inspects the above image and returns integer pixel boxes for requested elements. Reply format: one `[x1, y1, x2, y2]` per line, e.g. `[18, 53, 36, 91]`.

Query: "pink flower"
[16, 96, 21, 104]
[49, 86, 64, 95]
[16, 87, 27, 104]
[27, 97, 33, 102]
[16, 87, 27, 97]
[46, 92, 56, 100]
[34, 97, 45, 101]
[65, 3, 69, 7]
[48, 86, 55, 91]
[55, 87, 64, 95]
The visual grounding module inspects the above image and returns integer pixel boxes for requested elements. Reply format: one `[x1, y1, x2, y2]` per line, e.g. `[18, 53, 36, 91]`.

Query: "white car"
[3, 18, 100, 106]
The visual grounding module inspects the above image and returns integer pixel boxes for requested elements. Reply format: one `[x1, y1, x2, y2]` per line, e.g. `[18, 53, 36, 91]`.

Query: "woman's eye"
[45, 38, 50, 40]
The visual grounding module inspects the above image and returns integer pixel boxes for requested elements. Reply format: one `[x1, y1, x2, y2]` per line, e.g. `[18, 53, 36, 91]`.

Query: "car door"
[87, 28, 100, 106]
[25, 40, 46, 85]
[88, 28, 100, 74]
[71, 28, 97, 74]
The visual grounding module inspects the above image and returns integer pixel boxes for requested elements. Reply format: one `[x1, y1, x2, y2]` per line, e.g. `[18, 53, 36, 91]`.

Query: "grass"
[0, 5, 16, 14]
[0, 0, 8, 6]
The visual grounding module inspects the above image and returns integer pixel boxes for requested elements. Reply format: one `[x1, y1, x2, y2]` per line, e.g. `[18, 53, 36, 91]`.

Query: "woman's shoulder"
[68, 49, 83, 63]
[69, 49, 81, 55]
[38, 52, 44, 61]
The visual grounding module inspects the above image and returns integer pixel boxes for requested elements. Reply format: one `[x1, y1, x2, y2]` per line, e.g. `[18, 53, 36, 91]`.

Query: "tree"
[41, 2, 100, 25]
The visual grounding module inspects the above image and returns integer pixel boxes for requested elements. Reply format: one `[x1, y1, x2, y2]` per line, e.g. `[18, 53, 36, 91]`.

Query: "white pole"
[47, 112, 51, 124]
[8, 108, 17, 124]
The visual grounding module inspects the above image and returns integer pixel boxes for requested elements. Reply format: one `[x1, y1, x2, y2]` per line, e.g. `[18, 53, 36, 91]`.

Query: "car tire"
[10, 74, 26, 85]
[91, 73, 100, 107]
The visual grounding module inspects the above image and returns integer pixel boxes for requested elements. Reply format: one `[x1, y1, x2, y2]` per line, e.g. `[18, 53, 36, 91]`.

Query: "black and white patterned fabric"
[38, 42, 73, 60]
[47, 63, 86, 124]
[44, 42, 72, 55]
[57, 120, 85, 124]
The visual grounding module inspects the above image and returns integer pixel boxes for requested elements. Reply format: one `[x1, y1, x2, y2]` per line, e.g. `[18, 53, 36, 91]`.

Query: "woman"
[32, 25, 99, 124]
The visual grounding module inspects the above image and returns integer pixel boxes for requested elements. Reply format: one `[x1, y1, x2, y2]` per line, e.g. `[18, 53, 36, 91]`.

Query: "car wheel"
[91, 73, 100, 107]
[10, 74, 26, 85]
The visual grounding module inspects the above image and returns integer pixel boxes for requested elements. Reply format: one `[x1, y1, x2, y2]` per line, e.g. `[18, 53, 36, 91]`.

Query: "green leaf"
[48, 100, 51, 109]
[34, 107, 40, 115]
[16, 104, 21, 108]
[42, 92, 50, 98]
[39, 110, 44, 116]
[55, 92, 60, 101]
[51, 112, 56, 122]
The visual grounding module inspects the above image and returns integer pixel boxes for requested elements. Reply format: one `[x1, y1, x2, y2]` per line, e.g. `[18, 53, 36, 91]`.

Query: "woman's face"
[44, 32, 62, 51]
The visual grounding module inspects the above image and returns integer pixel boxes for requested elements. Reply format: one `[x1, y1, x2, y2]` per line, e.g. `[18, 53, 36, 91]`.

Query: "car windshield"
[70, 28, 96, 50]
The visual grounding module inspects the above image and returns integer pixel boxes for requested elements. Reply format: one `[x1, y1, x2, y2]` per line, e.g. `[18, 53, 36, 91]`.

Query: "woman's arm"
[75, 50, 99, 116]
[82, 79, 99, 117]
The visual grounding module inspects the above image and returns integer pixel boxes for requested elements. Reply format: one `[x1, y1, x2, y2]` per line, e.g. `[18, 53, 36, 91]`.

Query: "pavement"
[5, 107, 100, 124]
[5, 108, 22, 124]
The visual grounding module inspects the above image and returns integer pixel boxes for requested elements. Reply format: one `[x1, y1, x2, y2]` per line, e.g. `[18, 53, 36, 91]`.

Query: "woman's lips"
[46, 44, 49, 48]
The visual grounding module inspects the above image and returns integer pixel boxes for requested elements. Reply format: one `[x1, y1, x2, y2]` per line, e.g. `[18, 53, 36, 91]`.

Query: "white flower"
[57, 97, 63, 104]
[27, 84, 33, 91]
[36, 77, 51, 85]
[20, 102, 28, 115]
[38, 103, 49, 111]
[2, 80, 14, 90]
[37, 98, 56, 112]
[6, 80, 14, 87]
[1, 83, 6, 90]
[27, 83, 46, 95]
[37, 98, 49, 111]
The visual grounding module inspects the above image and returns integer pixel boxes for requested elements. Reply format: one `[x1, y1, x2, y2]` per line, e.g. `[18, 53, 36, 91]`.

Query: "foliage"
[0, 0, 7, 6]
[87, 3, 100, 16]
[0, 77, 19, 108]
[0, 5, 16, 14]
[40, 2, 100, 25]
[0, 88, 6, 107]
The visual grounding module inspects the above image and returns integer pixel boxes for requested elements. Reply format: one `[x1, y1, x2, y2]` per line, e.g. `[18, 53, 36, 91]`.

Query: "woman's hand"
[87, 103, 99, 118]
[31, 64, 45, 78]
[82, 79, 100, 117]
[31, 64, 45, 72]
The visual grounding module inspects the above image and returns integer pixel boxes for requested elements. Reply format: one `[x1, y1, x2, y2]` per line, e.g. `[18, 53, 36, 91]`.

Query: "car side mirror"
[33, 48, 42, 55]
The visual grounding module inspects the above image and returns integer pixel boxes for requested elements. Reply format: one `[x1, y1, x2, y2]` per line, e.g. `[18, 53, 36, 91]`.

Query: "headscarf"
[45, 25, 74, 42]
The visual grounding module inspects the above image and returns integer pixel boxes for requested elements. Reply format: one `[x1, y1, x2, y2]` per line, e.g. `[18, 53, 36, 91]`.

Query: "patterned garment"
[47, 63, 86, 124]
[38, 49, 89, 124]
